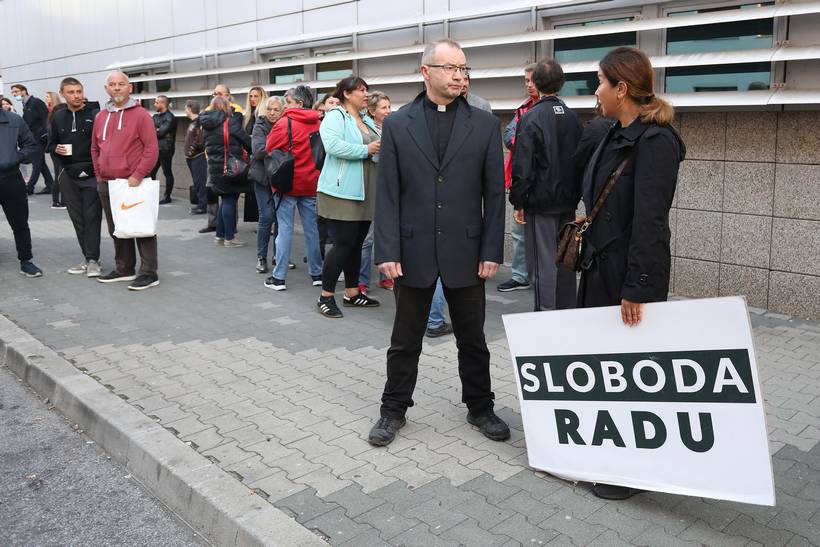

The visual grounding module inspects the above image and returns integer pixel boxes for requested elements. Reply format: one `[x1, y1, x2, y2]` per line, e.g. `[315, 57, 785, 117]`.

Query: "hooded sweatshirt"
[91, 98, 158, 182]
[265, 107, 321, 196]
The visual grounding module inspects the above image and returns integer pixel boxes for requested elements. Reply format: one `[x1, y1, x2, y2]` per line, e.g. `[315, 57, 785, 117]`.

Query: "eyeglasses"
[426, 64, 471, 77]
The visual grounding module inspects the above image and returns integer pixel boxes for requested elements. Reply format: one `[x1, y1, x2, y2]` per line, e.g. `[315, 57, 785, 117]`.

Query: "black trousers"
[150, 151, 175, 197]
[380, 280, 495, 419]
[187, 155, 207, 209]
[50, 155, 62, 205]
[59, 171, 102, 261]
[321, 219, 369, 292]
[27, 143, 54, 192]
[0, 172, 33, 261]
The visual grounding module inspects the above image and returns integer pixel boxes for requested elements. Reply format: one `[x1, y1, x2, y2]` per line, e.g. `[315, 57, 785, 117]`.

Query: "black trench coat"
[577, 118, 686, 308]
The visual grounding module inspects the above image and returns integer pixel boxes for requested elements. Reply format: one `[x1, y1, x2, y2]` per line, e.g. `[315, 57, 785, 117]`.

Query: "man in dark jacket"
[370, 39, 509, 447]
[47, 77, 102, 277]
[10, 83, 54, 195]
[509, 59, 582, 311]
[150, 95, 177, 204]
[0, 107, 43, 277]
[183, 100, 206, 214]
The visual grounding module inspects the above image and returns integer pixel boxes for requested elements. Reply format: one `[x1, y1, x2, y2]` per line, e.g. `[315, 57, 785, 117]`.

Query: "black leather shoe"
[426, 322, 453, 338]
[198, 226, 216, 233]
[592, 483, 641, 500]
[368, 416, 406, 446]
[467, 412, 510, 441]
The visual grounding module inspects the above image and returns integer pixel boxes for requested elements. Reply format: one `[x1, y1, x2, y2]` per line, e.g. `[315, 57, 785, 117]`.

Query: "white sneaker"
[67, 261, 87, 275]
[223, 238, 245, 247]
[214, 236, 225, 246]
[86, 260, 101, 278]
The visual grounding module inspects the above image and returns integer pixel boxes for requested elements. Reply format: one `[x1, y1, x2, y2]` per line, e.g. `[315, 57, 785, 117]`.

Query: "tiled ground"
[1, 194, 819, 546]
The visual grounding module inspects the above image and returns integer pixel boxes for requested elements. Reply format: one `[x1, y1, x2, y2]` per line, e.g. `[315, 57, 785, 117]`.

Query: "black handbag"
[309, 130, 325, 171]
[222, 117, 249, 182]
[264, 117, 295, 194]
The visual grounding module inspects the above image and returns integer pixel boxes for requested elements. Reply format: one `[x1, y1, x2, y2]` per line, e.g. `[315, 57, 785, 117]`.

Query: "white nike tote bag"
[108, 178, 160, 238]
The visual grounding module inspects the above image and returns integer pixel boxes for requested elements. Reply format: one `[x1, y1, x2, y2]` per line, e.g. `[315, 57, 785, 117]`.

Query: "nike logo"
[120, 201, 145, 210]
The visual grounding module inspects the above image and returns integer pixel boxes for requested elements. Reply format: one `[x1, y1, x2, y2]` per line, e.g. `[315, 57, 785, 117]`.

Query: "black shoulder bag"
[264, 117, 295, 194]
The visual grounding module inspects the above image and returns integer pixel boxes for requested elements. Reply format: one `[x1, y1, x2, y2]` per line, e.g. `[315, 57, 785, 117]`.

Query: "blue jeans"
[359, 223, 387, 287]
[273, 195, 322, 280]
[426, 278, 447, 329]
[254, 184, 276, 260]
[216, 193, 238, 240]
[511, 219, 528, 284]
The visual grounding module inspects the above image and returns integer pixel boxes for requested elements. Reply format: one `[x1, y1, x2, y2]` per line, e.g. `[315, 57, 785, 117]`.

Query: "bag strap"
[287, 117, 293, 152]
[579, 151, 634, 234]
[222, 117, 230, 174]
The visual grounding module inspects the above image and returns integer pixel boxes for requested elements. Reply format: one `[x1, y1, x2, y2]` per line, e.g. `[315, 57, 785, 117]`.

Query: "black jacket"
[0, 110, 38, 177]
[374, 93, 505, 289]
[22, 95, 49, 143]
[249, 116, 272, 185]
[578, 118, 686, 307]
[46, 104, 98, 168]
[153, 110, 177, 154]
[199, 108, 251, 194]
[509, 96, 583, 214]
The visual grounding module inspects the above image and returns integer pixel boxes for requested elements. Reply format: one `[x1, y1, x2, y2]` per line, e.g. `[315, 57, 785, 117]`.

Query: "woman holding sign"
[577, 47, 686, 499]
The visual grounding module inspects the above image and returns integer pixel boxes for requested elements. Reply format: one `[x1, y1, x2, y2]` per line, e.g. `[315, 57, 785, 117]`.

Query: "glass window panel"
[270, 65, 304, 85]
[667, 3, 774, 54]
[317, 60, 353, 82]
[560, 72, 599, 96]
[555, 18, 636, 63]
[665, 62, 771, 92]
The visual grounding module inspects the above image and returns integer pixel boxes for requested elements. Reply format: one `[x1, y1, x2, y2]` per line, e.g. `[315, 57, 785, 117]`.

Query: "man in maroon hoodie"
[91, 71, 160, 291]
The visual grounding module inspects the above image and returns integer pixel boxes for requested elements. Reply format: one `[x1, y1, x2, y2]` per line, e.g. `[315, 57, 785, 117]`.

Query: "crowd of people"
[1, 39, 685, 499]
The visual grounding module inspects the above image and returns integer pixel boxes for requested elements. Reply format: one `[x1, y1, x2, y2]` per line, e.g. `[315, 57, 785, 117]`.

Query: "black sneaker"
[368, 416, 407, 447]
[51, 202, 66, 210]
[127, 274, 160, 291]
[19, 261, 43, 278]
[190, 207, 206, 215]
[467, 412, 510, 441]
[159, 196, 172, 205]
[311, 275, 322, 287]
[592, 483, 641, 500]
[343, 292, 380, 307]
[264, 276, 286, 291]
[497, 279, 531, 292]
[97, 270, 137, 283]
[198, 226, 216, 234]
[317, 296, 343, 318]
[426, 322, 453, 338]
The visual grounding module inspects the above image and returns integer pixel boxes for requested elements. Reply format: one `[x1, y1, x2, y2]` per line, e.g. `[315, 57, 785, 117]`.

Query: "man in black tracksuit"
[10, 83, 53, 195]
[0, 108, 43, 277]
[509, 59, 582, 311]
[47, 77, 103, 277]
[150, 95, 177, 204]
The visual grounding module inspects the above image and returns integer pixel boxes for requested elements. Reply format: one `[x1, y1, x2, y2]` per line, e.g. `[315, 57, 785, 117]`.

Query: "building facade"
[1, 0, 818, 318]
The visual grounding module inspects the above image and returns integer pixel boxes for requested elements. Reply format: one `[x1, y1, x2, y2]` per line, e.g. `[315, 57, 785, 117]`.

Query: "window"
[126, 72, 147, 94]
[554, 18, 636, 96]
[268, 56, 305, 85]
[665, 3, 775, 92]
[155, 72, 171, 93]
[317, 60, 353, 82]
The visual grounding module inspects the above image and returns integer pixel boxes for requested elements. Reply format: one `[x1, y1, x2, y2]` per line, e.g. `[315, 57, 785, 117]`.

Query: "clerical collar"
[424, 96, 456, 113]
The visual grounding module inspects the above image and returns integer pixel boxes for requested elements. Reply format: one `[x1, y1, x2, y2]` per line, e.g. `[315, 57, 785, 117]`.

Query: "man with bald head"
[150, 95, 177, 204]
[369, 39, 508, 446]
[90, 71, 160, 291]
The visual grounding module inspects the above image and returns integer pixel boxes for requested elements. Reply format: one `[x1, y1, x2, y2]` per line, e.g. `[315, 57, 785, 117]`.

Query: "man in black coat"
[10, 83, 54, 195]
[0, 107, 43, 276]
[370, 39, 509, 447]
[150, 95, 177, 204]
[509, 59, 582, 312]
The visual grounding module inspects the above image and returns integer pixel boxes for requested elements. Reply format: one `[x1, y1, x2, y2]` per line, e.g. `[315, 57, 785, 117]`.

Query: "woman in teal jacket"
[316, 77, 381, 318]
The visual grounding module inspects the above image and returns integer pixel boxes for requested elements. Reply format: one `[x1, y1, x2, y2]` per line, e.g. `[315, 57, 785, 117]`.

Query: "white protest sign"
[503, 296, 775, 506]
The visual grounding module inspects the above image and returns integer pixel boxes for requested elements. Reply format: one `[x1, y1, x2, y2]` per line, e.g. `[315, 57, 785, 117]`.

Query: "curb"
[0, 315, 326, 547]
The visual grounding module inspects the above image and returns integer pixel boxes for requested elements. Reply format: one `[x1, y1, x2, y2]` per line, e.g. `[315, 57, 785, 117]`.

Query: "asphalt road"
[0, 365, 208, 547]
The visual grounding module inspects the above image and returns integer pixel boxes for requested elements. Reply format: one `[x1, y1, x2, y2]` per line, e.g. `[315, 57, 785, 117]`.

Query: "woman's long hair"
[599, 47, 674, 125]
[244, 86, 267, 128]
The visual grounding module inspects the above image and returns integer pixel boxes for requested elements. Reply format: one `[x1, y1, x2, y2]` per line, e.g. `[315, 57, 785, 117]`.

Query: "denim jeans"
[510, 219, 529, 284]
[359, 223, 387, 287]
[273, 195, 322, 280]
[426, 278, 447, 329]
[216, 193, 238, 240]
[254, 184, 276, 260]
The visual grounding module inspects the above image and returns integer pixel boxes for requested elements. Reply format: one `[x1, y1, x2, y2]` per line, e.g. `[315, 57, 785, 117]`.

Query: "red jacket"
[504, 96, 536, 189]
[91, 99, 158, 182]
[265, 108, 321, 196]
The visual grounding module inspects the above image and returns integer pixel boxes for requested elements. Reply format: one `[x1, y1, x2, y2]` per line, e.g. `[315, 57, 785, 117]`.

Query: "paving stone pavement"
[2, 195, 820, 546]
